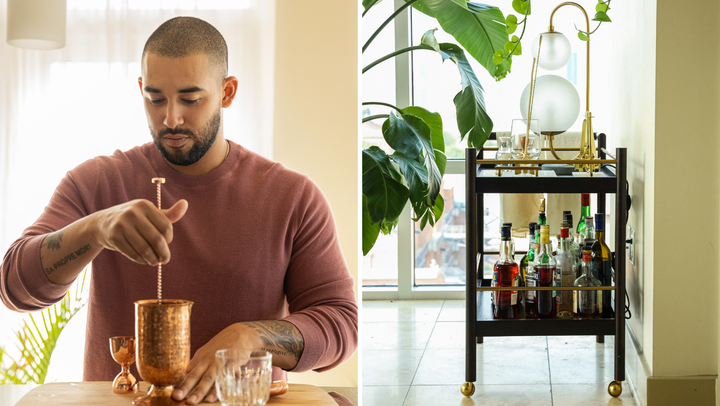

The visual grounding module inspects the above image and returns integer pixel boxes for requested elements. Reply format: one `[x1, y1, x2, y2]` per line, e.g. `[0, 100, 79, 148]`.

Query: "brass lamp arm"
[548, 2, 590, 114]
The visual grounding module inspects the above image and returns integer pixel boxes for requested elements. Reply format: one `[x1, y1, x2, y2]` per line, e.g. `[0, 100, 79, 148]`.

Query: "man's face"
[140, 53, 223, 166]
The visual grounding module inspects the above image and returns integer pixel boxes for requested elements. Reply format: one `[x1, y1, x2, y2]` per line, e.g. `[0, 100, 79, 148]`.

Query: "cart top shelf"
[474, 165, 618, 194]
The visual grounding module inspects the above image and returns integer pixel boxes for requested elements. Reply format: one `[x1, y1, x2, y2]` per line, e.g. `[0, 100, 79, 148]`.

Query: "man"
[0, 17, 357, 405]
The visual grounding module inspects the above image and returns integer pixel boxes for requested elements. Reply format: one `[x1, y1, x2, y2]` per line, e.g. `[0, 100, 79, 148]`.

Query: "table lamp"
[519, 1, 599, 172]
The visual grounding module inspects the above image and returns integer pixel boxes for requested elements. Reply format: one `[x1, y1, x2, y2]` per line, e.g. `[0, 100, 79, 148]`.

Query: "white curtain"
[0, 0, 275, 381]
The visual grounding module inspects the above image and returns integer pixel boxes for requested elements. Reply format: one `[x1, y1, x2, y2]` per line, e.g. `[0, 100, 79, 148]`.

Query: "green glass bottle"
[576, 194, 591, 243]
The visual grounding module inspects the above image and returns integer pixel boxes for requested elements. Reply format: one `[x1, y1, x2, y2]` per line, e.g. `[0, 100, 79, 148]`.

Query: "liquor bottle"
[591, 215, 613, 318]
[519, 222, 537, 285]
[574, 241, 601, 318]
[492, 225, 519, 319]
[563, 211, 581, 278]
[576, 193, 591, 242]
[555, 223, 575, 319]
[534, 225, 556, 318]
[522, 223, 538, 318]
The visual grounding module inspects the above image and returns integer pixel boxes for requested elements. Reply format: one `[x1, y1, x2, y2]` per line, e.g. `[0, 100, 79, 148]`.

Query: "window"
[362, 0, 615, 299]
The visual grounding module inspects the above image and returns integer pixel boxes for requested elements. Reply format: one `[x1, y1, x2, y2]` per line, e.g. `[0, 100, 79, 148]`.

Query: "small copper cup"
[133, 299, 193, 406]
[109, 336, 139, 393]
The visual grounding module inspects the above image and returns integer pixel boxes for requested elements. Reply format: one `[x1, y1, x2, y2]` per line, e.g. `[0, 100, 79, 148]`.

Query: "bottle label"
[510, 274, 519, 304]
[526, 277, 536, 302]
[573, 290, 577, 313]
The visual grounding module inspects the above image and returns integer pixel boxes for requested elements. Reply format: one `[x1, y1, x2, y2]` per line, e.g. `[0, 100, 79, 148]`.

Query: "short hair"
[142, 16, 228, 80]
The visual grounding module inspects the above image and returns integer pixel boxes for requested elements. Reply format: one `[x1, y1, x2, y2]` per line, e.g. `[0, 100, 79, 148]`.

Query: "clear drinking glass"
[495, 136, 513, 164]
[215, 349, 273, 406]
[510, 119, 542, 176]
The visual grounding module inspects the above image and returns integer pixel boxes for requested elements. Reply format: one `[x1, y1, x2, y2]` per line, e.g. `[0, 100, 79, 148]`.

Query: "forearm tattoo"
[43, 230, 63, 251]
[41, 231, 91, 275]
[246, 321, 304, 363]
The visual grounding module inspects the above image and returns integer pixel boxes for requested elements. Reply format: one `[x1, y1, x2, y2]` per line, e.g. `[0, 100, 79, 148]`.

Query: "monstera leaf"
[411, 0, 510, 80]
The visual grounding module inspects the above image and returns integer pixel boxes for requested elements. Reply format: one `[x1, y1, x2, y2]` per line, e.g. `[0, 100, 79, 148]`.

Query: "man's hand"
[93, 199, 188, 266]
[172, 320, 304, 405]
[40, 198, 188, 285]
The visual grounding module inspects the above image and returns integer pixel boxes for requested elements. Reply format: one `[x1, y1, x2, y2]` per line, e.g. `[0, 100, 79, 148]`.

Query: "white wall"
[612, 0, 720, 403]
[273, 0, 359, 387]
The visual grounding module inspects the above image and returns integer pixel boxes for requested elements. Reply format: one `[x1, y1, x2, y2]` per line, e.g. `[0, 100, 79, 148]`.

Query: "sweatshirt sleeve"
[0, 169, 90, 312]
[281, 178, 358, 373]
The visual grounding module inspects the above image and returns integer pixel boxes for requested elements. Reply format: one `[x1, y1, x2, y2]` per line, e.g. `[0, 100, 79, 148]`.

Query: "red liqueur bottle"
[492, 225, 519, 319]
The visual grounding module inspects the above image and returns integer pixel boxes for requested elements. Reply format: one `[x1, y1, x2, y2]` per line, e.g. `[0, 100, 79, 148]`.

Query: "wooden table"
[9, 382, 337, 405]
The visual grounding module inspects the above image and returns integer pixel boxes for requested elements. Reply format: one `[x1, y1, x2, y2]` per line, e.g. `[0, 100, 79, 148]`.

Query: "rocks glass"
[215, 349, 273, 406]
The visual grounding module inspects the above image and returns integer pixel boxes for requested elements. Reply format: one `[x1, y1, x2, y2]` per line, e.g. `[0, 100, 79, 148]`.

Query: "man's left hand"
[172, 323, 263, 404]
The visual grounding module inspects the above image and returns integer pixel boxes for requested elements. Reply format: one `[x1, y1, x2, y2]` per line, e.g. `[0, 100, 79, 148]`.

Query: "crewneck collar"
[144, 140, 244, 188]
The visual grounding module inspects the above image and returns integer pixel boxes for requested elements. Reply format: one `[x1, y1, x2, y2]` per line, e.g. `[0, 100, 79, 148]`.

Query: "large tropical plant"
[361, 0, 612, 255]
[0, 269, 88, 384]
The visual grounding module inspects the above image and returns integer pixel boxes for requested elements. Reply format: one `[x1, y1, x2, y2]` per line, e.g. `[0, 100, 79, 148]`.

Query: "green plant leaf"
[578, 31, 589, 41]
[363, 0, 382, 13]
[410, 0, 510, 80]
[593, 11, 611, 22]
[381, 112, 441, 205]
[391, 151, 428, 214]
[420, 29, 440, 52]
[596, 1, 609, 13]
[401, 106, 444, 153]
[505, 14, 517, 34]
[492, 49, 504, 65]
[512, 0, 530, 15]
[436, 43, 493, 149]
[362, 194, 381, 255]
[362, 146, 409, 226]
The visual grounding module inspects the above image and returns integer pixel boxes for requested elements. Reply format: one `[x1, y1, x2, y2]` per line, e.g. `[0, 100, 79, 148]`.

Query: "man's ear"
[138, 77, 144, 96]
[221, 76, 239, 108]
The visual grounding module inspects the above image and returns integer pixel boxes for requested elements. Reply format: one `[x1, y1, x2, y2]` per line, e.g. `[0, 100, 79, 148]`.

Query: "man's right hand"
[40, 199, 188, 285]
[93, 199, 188, 266]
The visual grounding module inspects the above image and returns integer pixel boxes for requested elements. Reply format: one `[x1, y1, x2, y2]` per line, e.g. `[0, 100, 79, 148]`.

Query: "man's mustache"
[158, 128, 194, 137]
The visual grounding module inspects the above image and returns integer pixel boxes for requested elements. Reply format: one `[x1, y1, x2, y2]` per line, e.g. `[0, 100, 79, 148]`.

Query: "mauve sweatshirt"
[0, 141, 358, 382]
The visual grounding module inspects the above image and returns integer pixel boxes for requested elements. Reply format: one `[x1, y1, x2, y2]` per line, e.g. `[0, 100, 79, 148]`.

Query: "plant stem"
[362, 0, 420, 53]
[363, 114, 390, 123]
[506, 0, 531, 60]
[363, 44, 432, 74]
[363, 101, 403, 113]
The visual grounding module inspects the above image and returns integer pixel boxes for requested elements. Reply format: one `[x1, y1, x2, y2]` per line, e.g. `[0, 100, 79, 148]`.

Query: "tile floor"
[362, 300, 637, 406]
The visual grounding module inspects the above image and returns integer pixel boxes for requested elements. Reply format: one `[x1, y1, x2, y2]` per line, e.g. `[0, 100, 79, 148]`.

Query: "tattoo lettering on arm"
[42, 231, 64, 251]
[246, 321, 304, 364]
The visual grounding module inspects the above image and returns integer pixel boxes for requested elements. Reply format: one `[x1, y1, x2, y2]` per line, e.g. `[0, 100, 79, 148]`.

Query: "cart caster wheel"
[608, 381, 622, 397]
[461, 382, 475, 397]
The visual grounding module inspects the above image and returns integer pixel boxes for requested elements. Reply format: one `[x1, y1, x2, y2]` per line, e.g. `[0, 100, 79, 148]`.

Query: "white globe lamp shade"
[531, 32, 571, 71]
[520, 75, 580, 134]
[7, 0, 67, 50]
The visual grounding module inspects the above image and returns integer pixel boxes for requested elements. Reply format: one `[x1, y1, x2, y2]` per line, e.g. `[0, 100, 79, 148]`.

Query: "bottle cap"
[585, 216, 593, 225]
[538, 212, 547, 223]
[595, 215, 604, 231]
[560, 222, 569, 228]
[560, 227, 569, 238]
[501, 225, 511, 240]
[540, 225, 549, 234]
[503, 222, 512, 228]
[539, 198, 546, 212]
[581, 193, 590, 206]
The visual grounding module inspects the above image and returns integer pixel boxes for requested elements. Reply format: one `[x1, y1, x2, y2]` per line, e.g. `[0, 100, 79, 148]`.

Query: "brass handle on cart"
[476, 286, 615, 292]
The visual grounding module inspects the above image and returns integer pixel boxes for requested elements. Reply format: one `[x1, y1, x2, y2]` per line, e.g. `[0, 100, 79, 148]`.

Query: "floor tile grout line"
[547, 336, 554, 406]
[403, 299, 444, 406]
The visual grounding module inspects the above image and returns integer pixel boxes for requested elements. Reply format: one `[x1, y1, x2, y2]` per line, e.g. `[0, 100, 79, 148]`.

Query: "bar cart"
[461, 139, 627, 398]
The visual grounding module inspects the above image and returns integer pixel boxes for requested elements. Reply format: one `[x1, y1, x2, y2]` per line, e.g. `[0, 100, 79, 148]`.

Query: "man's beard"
[152, 108, 221, 166]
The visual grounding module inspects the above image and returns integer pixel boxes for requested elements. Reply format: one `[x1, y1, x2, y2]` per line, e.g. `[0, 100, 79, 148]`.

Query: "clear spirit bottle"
[493, 225, 519, 319]
[554, 223, 575, 319]
[534, 225, 556, 318]
[574, 241, 602, 318]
